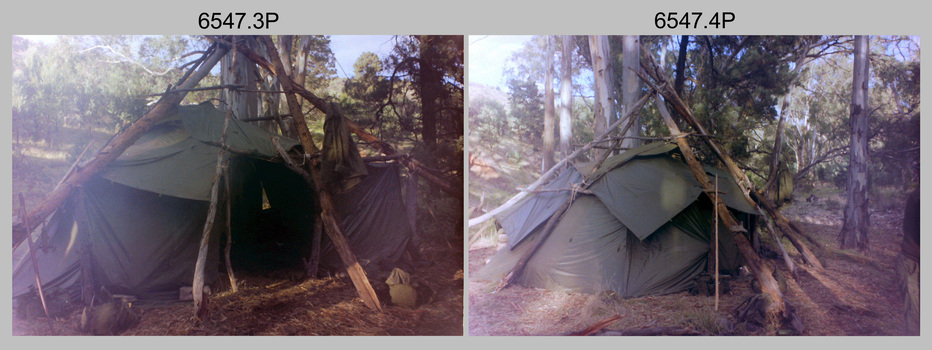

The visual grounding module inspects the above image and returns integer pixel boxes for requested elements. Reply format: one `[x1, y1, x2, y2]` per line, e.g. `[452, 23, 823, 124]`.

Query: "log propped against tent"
[636, 48, 812, 330]
[637, 49, 824, 270]
[12, 43, 230, 246]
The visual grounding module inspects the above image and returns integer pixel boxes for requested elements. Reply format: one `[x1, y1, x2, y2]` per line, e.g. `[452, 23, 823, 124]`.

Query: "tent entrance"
[227, 158, 316, 275]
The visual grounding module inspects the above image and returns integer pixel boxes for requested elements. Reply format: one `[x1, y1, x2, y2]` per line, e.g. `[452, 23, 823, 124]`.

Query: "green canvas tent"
[478, 142, 758, 298]
[13, 103, 413, 303]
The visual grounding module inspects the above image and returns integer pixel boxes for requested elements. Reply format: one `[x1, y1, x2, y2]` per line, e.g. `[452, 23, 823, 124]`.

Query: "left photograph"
[11, 35, 464, 335]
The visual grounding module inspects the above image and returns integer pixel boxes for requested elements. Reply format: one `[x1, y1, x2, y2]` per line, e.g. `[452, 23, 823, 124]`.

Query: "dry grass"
[468, 187, 911, 336]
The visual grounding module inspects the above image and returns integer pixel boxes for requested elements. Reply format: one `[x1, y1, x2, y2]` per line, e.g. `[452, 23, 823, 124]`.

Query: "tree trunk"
[621, 35, 641, 149]
[12, 44, 230, 246]
[559, 35, 574, 159]
[675, 35, 690, 95]
[589, 35, 615, 159]
[418, 35, 439, 149]
[542, 36, 556, 172]
[221, 42, 259, 122]
[840, 35, 871, 252]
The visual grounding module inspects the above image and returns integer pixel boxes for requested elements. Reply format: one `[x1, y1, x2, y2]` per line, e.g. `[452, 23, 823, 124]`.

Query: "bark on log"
[12, 44, 230, 247]
[653, 91, 787, 318]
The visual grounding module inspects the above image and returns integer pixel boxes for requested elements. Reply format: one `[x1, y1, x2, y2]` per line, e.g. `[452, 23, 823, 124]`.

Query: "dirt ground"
[467, 191, 913, 336]
[12, 240, 464, 336]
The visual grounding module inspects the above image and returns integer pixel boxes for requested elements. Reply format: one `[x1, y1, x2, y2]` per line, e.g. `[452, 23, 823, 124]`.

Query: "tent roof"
[494, 142, 757, 245]
[99, 103, 301, 201]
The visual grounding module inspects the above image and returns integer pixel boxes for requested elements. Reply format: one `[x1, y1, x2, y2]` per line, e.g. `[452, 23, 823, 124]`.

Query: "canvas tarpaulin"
[493, 164, 584, 248]
[322, 162, 413, 271]
[13, 103, 411, 301]
[479, 142, 756, 298]
[100, 102, 300, 201]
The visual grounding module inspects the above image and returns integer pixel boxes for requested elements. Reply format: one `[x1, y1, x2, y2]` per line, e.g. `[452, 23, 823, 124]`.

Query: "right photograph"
[467, 35, 921, 336]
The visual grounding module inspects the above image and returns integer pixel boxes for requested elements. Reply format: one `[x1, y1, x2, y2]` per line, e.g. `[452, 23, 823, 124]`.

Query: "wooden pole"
[636, 66, 814, 271]
[54, 140, 94, 190]
[18, 193, 55, 334]
[222, 169, 238, 293]
[652, 90, 787, 318]
[192, 108, 233, 319]
[251, 35, 380, 311]
[714, 175, 720, 311]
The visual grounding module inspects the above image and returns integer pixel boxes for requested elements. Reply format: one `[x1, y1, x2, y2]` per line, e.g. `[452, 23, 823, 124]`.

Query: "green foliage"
[505, 78, 544, 142]
[469, 95, 508, 144]
[12, 35, 205, 150]
[378, 35, 464, 178]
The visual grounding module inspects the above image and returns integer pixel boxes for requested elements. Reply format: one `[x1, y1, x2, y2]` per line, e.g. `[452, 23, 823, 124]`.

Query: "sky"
[468, 35, 532, 90]
[328, 35, 396, 78]
[18, 35, 398, 79]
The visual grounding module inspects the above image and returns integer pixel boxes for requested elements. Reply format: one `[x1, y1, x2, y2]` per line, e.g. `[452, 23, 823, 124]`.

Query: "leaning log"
[653, 90, 787, 318]
[637, 57, 824, 270]
[257, 36, 382, 311]
[271, 138, 382, 312]
[754, 191, 824, 268]
[13, 43, 230, 247]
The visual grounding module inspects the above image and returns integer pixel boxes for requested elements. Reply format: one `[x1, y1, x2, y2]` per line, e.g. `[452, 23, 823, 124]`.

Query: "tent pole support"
[651, 87, 791, 322]
[306, 220, 322, 279]
[715, 176, 720, 311]
[192, 106, 234, 320]
[222, 169, 238, 293]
